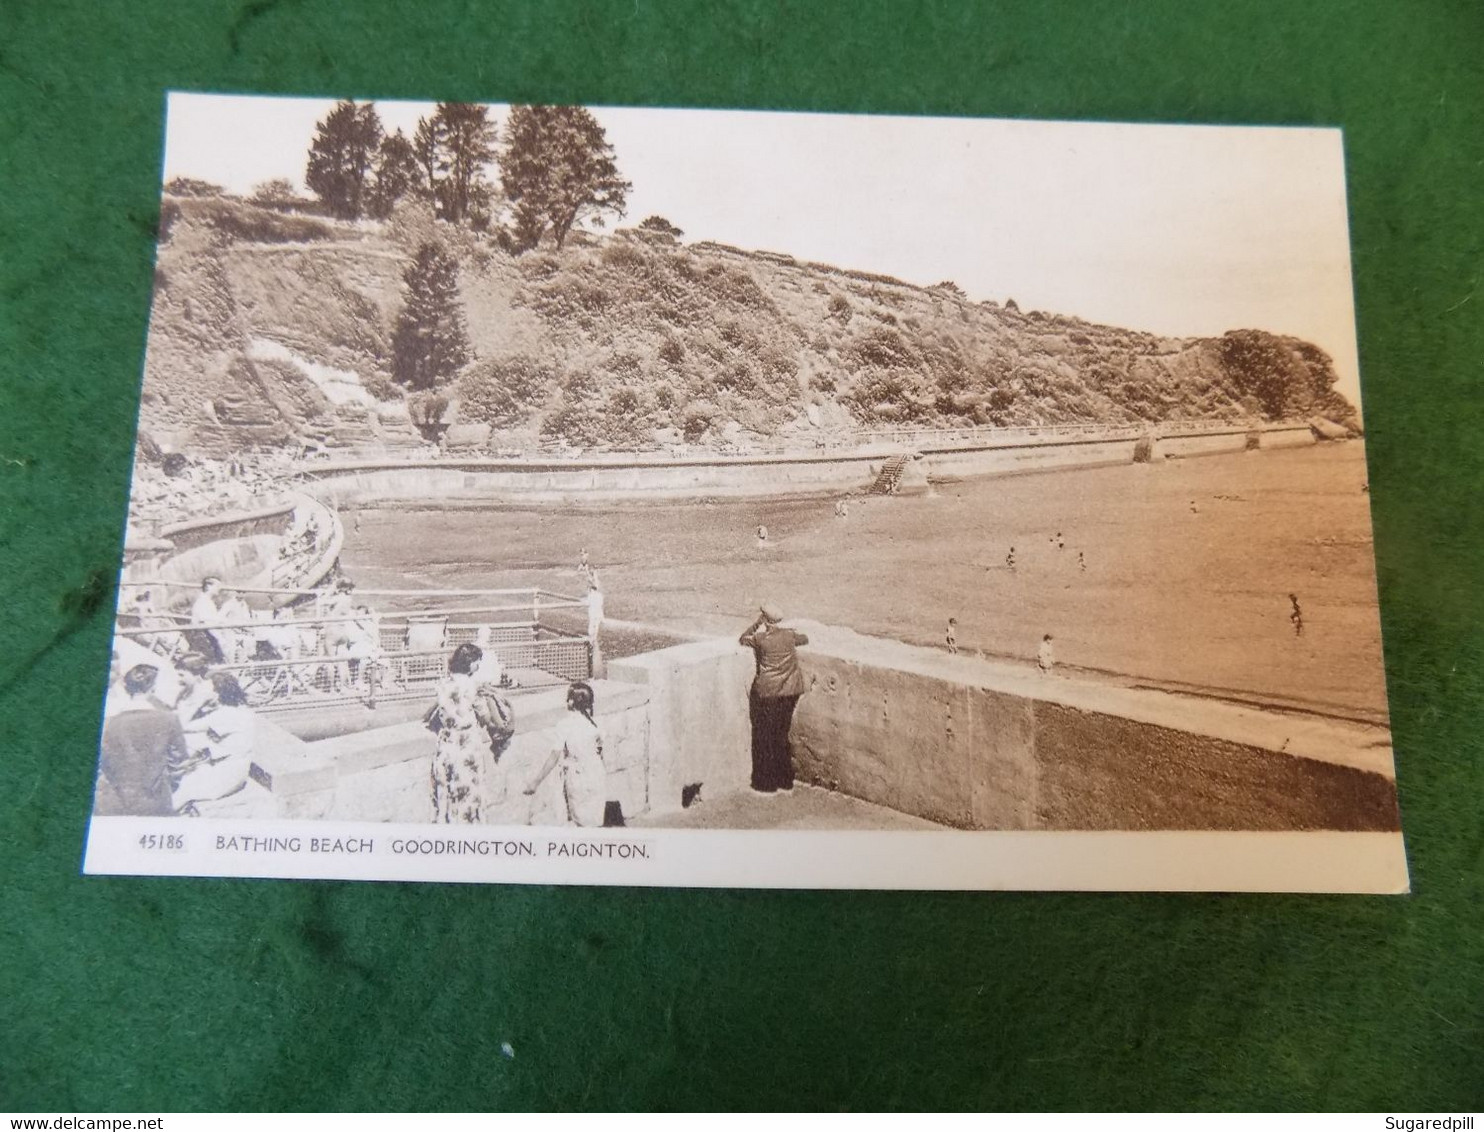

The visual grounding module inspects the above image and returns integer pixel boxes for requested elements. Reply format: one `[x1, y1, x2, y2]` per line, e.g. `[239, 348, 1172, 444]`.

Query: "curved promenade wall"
[160, 502, 295, 552]
[151, 491, 343, 593]
[296, 423, 1320, 505]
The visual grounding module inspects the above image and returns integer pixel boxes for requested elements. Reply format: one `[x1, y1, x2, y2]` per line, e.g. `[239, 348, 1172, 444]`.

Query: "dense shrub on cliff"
[457, 355, 555, 426]
[158, 198, 182, 243]
[174, 196, 337, 245]
[139, 205, 1359, 455]
[164, 178, 225, 198]
[1217, 330, 1356, 425]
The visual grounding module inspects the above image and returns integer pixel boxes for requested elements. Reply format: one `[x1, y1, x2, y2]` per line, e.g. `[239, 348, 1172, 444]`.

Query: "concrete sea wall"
[607, 626, 1398, 832]
[606, 641, 756, 808]
[299, 452, 883, 506]
[923, 437, 1139, 480]
[782, 624, 1398, 831]
[295, 424, 1322, 505]
[235, 612, 1395, 832]
[159, 502, 296, 552]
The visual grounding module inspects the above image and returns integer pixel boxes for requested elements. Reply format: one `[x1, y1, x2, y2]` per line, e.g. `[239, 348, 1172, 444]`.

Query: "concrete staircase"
[868, 453, 912, 495]
[324, 405, 378, 448]
[371, 410, 424, 449]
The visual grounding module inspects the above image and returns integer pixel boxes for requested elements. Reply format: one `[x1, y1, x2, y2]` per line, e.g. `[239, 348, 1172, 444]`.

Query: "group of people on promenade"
[96, 645, 259, 817]
[128, 576, 384, 694]
[95, 627, 615, 829]
[105, 528, 816, 823]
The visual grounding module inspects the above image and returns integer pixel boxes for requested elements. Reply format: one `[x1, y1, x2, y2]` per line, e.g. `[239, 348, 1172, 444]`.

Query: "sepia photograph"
[83, 93, 1405, 890]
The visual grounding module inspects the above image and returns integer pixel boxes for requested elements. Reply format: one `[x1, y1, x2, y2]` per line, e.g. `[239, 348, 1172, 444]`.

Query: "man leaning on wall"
[738, 604, 810, 795]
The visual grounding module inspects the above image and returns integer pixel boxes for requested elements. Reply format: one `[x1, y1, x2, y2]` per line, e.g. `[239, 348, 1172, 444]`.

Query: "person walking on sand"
[739, 604, 810, 795]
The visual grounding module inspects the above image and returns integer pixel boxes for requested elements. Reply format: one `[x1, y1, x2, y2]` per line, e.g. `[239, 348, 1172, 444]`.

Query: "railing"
[114, 589, 596, 712]
[291, 418, 1286, 465]
[836, 418, 1261, 451]
[216, 633, 592, 711]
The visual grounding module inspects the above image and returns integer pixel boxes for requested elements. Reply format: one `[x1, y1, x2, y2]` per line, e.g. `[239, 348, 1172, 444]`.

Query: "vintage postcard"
[83, 93, 1406, 891]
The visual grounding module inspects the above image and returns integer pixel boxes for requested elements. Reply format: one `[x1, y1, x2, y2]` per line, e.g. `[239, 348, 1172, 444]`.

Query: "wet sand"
[341, 442, 1389, 721]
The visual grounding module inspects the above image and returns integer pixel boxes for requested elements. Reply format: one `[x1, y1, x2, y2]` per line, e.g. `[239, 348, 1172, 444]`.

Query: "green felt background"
[1, 0, 1480, 1112]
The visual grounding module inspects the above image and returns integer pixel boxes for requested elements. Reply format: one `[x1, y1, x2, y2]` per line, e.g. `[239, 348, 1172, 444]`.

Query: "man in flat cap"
[738, 604, 810, 794]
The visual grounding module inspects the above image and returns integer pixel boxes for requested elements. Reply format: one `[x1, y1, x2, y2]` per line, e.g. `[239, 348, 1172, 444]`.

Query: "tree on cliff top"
[368, 129, 423, 220]
[391, 242, 470, 391]
[1218, 330, 1354, 422]
[500, 105, 631, 251]
[436, 103, 498, 225]
[305, 100, 384, 220]
[249, 178, 303, 211]
[408, 104, 498, 226]
[638, 215, 683, 241]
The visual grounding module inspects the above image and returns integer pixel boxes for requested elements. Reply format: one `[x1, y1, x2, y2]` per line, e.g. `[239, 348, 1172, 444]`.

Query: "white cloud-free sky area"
[162, 92, 1364, 410]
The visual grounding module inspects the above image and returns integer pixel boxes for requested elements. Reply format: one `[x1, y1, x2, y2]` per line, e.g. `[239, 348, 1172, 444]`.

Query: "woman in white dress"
[525, 682, 607, 827]
[174, 672, 255, 813]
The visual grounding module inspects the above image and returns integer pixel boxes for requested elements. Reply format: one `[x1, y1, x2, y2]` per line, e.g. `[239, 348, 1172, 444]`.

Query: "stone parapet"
[783, 624, 1397, 831]
[246, 621, 1395, 832]
[294, 424, 1321, 504]
[249, 680, 651, 824]
[607, 639, 755, 813]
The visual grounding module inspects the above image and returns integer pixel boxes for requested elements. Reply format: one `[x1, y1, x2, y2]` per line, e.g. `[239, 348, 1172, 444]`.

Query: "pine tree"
[305, 100, 384, 220]
[368, 130, 422, 219]
[500, 105, 631, 251]
[434, 103, 497, 225]
[391, 242, 470, 391]
[413, 115, 443, 200]
[410, 104, 497, 225]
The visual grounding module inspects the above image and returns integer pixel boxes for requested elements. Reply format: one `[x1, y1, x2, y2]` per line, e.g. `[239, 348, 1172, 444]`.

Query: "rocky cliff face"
[140, 203, 412, 455]
[137, 199, 1357, 457]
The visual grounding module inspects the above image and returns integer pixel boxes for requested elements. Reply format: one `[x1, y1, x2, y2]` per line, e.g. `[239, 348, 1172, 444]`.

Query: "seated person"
[257, 603, 300, 660]
[174, 653, 217, 725]
[131, 589, 183, 658]
[343, 604, 383, 689]
[172, 673, 256, 813]
[186, 576, 225, 663]
[107, 637, 183, 716]
[96, 664, 185, 817]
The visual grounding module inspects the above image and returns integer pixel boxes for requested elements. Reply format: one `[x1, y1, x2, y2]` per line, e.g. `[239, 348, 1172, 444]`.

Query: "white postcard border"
[83, 818, 1410, 893]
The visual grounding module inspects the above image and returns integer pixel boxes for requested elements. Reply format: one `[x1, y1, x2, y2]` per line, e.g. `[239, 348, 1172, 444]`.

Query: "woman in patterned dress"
[429, 643, 513, 823]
